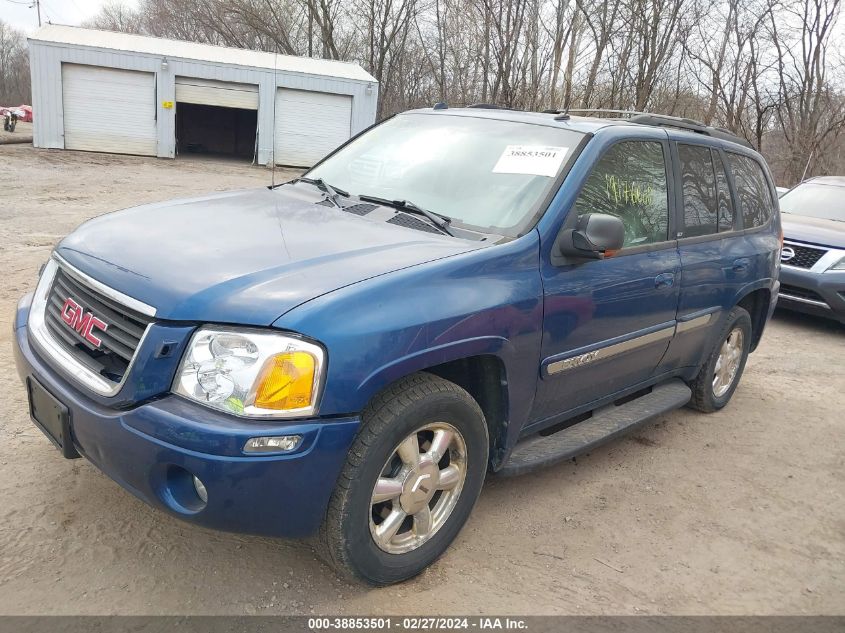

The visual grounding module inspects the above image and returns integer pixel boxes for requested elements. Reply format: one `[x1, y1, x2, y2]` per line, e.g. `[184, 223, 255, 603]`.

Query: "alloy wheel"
[712, 327, 744, 397]
[369, 423, 467, 554]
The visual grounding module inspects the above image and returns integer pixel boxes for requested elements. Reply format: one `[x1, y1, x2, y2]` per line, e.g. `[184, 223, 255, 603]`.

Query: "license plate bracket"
[26, 377, 79, 459]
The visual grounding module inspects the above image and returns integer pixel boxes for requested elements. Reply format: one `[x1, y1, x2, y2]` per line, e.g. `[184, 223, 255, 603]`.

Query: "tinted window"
[728, 153, 774, 228]
[678, 144, 717, 236]
[779, 182, 845, 221]
[713, 152, 735, 231]
[574, 141, 669, 247]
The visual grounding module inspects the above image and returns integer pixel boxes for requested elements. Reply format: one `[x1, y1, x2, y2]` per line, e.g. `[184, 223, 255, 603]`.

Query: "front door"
[530, 138, 681, 426]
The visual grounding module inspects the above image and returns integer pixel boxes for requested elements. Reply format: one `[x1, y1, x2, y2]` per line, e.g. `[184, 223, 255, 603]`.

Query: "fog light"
[192, 475, 208, 503]
[244, 435, 302, 453]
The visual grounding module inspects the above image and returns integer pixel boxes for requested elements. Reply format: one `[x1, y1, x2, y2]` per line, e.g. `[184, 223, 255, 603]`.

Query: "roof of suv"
[403, 106, 754, 151]
[404, 105, 629, 134]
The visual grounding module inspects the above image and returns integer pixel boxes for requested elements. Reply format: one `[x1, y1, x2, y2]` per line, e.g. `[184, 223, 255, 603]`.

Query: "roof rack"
[467, 103, 518, 110]
[627, 113, 752, 148]
[547, 108, 752, 149]
[558, 108, 650, 118]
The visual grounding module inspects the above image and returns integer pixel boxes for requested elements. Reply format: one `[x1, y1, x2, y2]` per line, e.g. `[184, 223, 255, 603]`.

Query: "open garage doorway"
[174, 77, 259, 161]
[176, 103, 257, 160]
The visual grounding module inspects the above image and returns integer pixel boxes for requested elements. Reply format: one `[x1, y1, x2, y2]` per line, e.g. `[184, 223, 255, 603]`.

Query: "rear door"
[661, 141, 776, 371]
[62, 64, 157, 156]
[531, 136, 681, 425]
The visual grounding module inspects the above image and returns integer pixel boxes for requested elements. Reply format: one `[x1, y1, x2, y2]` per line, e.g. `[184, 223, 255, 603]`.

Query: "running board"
[499, 379, 692, 477]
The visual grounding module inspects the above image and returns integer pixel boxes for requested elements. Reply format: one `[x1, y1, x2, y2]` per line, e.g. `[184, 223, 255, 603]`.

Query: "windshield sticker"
[492, 145, 568, 177]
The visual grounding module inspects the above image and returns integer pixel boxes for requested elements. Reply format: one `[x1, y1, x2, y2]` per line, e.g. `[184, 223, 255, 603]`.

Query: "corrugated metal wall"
[28, 40, 379, 165]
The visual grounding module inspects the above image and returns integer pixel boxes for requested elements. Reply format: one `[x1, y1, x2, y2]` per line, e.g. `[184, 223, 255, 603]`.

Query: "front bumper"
[778, 266, 845, 324]
[13, 297, 360, 539]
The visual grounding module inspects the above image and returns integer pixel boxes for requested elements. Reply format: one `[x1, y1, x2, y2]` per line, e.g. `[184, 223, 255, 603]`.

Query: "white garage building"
[28, 25, 378, 166]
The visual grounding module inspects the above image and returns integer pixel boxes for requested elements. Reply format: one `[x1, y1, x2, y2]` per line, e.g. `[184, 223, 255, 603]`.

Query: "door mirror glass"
[558, 213, 625, 259]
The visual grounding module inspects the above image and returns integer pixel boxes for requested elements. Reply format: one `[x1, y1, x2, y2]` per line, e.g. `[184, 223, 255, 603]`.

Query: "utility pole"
[35, 0, 42, 27]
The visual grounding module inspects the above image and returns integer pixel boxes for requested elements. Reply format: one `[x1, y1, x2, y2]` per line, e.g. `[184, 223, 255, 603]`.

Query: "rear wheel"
[319, 373, 488, 585]
[687, 305, 752, 412]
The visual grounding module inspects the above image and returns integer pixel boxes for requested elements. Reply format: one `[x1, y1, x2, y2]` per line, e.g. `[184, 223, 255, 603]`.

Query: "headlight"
[829, 255, 845, 271]
[173, 327, 325, 418]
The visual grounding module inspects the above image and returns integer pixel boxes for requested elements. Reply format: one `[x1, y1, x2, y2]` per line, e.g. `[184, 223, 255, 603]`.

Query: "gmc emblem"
[60, 297, 108, 348]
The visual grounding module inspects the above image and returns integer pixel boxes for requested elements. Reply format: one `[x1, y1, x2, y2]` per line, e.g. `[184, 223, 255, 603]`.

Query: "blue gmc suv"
[14, 107, 781, 585]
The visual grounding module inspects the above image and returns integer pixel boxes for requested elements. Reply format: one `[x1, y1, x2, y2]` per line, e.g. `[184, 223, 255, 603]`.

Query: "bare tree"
[771, 0, 845, 182]
[75, 0, 845, 181]
[84, 2, 144, 32]
[0, 20, 30, 105]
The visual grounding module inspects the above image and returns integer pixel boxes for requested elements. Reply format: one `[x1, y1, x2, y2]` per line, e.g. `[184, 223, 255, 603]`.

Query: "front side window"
[728, 153, 774, 228]
[573, 141, 670, 247]
[306, 113, 586, 236]
[678, 144, 718, 237]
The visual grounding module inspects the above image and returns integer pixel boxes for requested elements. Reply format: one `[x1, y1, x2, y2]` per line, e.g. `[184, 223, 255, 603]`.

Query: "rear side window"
[574, 141, 670, 247]
[713, 152, 735, 231]
[678, 144, 718, 237]
[727, 153, 774, 228]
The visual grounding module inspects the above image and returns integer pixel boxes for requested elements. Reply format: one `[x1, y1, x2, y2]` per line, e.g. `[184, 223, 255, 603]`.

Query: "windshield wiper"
[358, 195, 455, 237]
[295, 177, 348, 209]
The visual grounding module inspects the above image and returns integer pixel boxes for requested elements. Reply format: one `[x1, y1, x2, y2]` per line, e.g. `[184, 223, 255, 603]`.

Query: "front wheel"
[687, 305, 752, 412]
[319, 373, 488, 585]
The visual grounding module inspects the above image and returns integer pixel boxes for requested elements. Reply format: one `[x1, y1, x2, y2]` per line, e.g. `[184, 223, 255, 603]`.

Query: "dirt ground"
[0, 144, 842, 616]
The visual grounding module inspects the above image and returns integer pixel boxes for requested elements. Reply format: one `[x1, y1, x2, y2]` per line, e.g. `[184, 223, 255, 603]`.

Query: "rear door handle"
[733, 258, 750, 272]
[654, 272, 675, 288]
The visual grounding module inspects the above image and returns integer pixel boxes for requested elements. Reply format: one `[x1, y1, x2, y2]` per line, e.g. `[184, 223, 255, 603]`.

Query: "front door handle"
[733, 258, 750, 272]
[654, 272, 675, 288]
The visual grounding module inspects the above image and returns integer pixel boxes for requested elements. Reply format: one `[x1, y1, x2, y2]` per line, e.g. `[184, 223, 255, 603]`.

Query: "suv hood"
[56, 187, 482, 325]
[781, 213, 845, 249]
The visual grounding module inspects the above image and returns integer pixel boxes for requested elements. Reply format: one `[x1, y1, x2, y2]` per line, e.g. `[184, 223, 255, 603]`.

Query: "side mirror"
[557, 213, 625, 259]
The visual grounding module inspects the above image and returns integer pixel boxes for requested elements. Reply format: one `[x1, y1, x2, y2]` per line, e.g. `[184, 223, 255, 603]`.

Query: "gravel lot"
[0, 145, 842, 615]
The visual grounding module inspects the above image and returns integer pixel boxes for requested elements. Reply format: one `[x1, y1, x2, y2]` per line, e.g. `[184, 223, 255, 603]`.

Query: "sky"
[2, 0, 137, 34]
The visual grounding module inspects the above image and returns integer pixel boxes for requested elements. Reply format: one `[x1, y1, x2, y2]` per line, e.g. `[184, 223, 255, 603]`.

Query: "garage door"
[62, 64, 157, 156]
[175, 77, 259, 110]
[274, 89, 352, 166]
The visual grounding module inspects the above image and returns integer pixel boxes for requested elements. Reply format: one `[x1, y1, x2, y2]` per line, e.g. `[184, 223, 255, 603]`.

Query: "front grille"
[779, 284, 826, 304]
[783, 243, 827, 269]
[44, 267, 153, 383]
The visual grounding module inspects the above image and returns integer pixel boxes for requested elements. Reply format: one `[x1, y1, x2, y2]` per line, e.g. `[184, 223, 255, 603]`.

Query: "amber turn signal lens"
[253, 351, 316, 410]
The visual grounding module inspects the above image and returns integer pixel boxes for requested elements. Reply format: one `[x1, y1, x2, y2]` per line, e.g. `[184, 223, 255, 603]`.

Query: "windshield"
[779, 182, 845, 222]
[306, 113, 586, 236]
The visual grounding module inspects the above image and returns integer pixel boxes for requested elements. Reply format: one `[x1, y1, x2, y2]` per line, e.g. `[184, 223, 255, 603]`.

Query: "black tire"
[319, 372, 488, 585]
[687, 305, 752, 412]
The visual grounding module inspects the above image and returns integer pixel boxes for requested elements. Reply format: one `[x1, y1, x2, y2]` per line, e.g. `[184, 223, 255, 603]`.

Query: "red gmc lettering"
[60, 297, 108, 347]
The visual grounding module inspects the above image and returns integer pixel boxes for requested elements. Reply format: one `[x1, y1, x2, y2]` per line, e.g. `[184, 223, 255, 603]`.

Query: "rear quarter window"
[727, 153, 774, 229]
